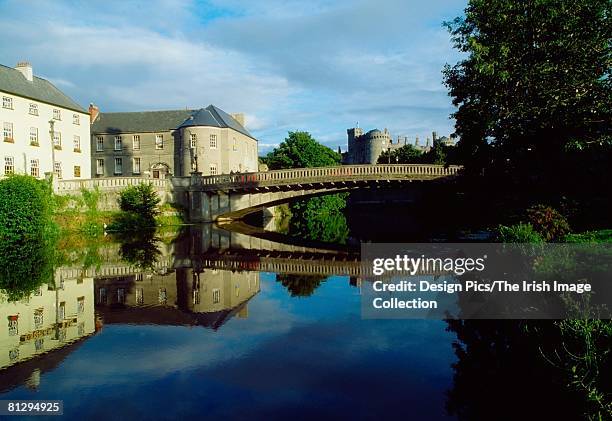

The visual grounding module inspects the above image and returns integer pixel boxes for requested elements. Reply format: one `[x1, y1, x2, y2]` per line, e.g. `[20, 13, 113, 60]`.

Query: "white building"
[0, 62, 91, 180]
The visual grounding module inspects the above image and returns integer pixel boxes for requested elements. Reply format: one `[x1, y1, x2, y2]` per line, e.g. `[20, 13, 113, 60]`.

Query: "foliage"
[263, 131, 341, 169]
[443, 0, 612, 173]
[110, 183, 161, 231]
[377, 144, 423, 164]
[526, 204, 571, 242]
[114, 228, 161, 269]
[118, 183, 160, 218]
[289, 193, 349, 244]
[496, 223, 543, 243]
[277, 274, 327, 297]
[554, 319, 612, 419]
[0, 175, 58, 300]
[565, 229, 612, 244]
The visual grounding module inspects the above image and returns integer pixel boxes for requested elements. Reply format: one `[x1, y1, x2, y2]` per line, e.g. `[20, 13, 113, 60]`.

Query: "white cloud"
[0, 0, 467, 152]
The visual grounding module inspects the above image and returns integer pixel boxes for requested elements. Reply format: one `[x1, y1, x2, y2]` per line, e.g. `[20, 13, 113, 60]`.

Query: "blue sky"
[0, 0, 466, 154]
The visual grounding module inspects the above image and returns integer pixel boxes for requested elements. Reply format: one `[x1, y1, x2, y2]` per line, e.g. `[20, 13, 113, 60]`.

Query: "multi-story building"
[0, 277, 96, 371]
[90, 104, 258, 178]
[0, 62, 91, 180]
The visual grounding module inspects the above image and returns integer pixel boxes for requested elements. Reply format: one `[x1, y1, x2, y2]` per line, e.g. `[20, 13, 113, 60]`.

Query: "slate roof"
[92, 105, 256, 140]
[0, 64, 86, 113]
[178, 104, 255, 140]
[91, 109, 195, 134]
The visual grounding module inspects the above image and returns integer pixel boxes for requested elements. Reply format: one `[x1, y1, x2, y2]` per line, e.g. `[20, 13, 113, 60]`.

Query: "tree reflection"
[288, 193, 349, 244]
[277, 274, 327, 297]
[114, 228, 161, 270]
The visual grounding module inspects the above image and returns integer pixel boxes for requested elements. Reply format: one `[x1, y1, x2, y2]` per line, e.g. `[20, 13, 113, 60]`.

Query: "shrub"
[0, 175, 57, 300]
[526, 205, 570, 242]
[496, 223, 544, 243]
[119, 183, 160, 218]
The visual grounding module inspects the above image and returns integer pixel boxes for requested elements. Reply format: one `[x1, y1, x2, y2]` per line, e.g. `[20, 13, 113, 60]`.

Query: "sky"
[0, 0, 467, 154]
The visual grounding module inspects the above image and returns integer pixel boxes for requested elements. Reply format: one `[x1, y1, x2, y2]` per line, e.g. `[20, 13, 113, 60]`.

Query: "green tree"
[289, 193, 349, 244]
[0, 175, 58, 300]
[264, 131, 341, 169]
[377, 144, 423, 164]
[110, 183, 161, 231]
[443, 0, 611, 172]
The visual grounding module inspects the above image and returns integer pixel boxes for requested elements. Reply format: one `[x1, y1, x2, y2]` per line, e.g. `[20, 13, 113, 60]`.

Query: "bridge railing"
[196, 164, 462, 189]
[55, 177, 168, 194]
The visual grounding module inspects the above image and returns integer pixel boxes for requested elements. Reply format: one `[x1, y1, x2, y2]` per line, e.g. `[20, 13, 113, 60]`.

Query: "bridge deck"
[190, 164, 463, 192]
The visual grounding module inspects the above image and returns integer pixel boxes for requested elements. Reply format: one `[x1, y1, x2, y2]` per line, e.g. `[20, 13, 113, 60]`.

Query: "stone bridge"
[173, 164, 462, 222]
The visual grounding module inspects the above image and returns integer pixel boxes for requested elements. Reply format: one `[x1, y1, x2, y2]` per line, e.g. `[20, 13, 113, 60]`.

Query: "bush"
[496, 223, 544, 243]
[118, 183, 160, 218]
[0, 175, 57, 300]
[526, 205, 570, 242]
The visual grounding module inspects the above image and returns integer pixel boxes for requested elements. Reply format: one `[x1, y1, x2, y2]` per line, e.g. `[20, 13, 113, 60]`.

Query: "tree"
[377, 144, 423, 164]
[264, 131, 341, 169]
[0, 176, 57, 300]
[443, 0, 611, 173]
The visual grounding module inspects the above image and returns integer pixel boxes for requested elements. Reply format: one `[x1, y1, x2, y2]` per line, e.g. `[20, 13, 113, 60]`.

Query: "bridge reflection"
[0, 223, 365, 390]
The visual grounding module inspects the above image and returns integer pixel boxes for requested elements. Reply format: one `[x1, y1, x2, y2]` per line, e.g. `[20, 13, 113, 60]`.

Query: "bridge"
[172, 164, 462, 222]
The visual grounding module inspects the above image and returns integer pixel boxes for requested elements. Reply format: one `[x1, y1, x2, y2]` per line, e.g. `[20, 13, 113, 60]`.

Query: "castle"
[342, 126, 455, 165]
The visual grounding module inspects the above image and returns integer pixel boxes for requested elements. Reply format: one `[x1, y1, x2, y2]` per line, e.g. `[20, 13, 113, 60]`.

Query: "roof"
[0, 64, 86, 113]
[91, 109, 195, 134]
[178, 104, 256, 140]
[92, 105, 256, 140]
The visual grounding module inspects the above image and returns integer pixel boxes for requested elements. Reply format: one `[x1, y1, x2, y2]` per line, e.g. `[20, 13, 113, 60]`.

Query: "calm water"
[0, 218, 460, 420]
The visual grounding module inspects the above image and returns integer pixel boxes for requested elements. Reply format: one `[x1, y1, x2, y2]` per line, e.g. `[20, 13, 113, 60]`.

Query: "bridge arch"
[173, 164, 462, 222]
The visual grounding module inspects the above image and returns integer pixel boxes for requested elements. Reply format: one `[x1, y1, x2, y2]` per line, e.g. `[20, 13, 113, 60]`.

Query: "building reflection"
[0, 276, 98, 391]
[94, 268, 260, 330]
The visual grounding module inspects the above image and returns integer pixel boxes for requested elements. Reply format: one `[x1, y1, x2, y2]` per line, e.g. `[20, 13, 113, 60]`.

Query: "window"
[117, 288, 125, 304]
[9, 348, 19, 361]
[133, 157, 141, 174]
[114, 135, 122, 151]
[98, 288, 107, 304]
[74, 165, 81, 178]
[53, 109, 61, 120]
[73, 135, 81, 152]
[34, 308, 44, 329]
[59, 302, 65, 320]
[96, 159, 104, 175]
[29, 103, 38, 115]
[155, 134, 163, 149]
[53, 131, 61, 148]
[35, 338, 44, 351]
[233, 137, 237, 151]
[73, 114, 80, 125]
[132, 135, 140, 150]
[136, 288, 144, 305]
[96, 136, 104, 151]
[190, 133, 197, 148]
[209, 163, 217, 175]
[29, 127, 38, 145]
[2, 96, 13, 109]
[77, 297, 85, 314]
[114, 157, 122, 174]
[212, 288, 221, 304]
[4, 156, 14, 175]
[209, 134, 217, 149]
[3, 122, 13, 142]
[54, 162, 62, 179]
[30, 159, 39, 177]
[78, 322, 85, 336]
[8, 316, 18, 336]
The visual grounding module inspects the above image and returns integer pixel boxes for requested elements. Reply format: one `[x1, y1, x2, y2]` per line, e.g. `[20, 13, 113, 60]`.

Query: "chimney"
[230, 113, 245, 127]
[89, 103, 100, 124]
[15, 61, 33, 82]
